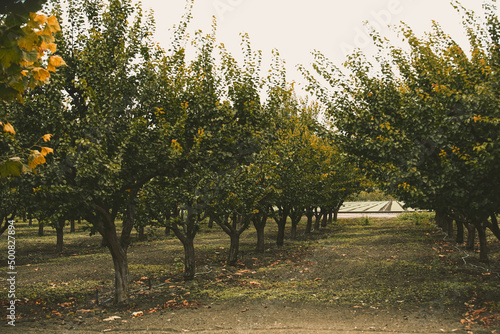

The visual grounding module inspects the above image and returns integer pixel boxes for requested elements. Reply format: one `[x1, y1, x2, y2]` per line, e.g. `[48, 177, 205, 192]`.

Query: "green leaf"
[0, 158, 23, 178]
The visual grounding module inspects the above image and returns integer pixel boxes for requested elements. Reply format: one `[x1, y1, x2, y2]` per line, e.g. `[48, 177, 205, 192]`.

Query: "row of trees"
[301, 0, 500, 262]
[4, 0, 499, 306]
[1, 0, 363, 304]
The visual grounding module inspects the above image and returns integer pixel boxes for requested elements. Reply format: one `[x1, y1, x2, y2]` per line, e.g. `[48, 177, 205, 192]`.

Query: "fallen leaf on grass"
[132, 311, 143, 317]
[103, 316, 121, 322]
[472, 307, 487, 316]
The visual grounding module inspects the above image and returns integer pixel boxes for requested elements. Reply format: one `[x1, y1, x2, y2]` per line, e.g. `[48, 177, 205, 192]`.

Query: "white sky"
[137, 0, 494, 91]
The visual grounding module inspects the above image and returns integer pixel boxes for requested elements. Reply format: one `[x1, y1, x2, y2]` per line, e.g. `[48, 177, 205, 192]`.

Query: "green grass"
[0, 212, 499, 319]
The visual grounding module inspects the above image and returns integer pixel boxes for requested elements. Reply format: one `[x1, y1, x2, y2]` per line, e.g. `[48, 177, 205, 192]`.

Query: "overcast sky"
[137, 0, 494, 90]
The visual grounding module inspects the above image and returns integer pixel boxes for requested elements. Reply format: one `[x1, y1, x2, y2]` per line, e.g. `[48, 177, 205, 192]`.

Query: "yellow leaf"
[40, 147, 54, 157]
[49, 55, 66, 67]
[28, 151, 46, 170]
[47, 16, 61, 33]
[42, 134, 52, 142]
[32, 13, 48, 25]
[3, 123, 16, 135]
[31, 67, 50, 82]
[47, 43, 57, 53]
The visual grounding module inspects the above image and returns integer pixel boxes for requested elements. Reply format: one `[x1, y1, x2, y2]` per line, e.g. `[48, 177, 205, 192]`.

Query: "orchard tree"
[10, 0, 168, 303]
[303, 0, 500, 261]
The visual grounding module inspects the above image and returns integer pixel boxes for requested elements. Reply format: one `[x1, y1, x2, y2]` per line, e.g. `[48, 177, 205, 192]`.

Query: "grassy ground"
[1, 213, 499, 333]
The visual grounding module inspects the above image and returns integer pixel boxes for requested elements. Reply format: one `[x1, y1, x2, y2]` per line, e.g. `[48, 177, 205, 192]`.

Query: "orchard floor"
[1, 213, 500, 334]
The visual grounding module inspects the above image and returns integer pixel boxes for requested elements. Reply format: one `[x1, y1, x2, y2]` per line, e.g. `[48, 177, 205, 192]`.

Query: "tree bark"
[253, 213, 267, 253]
[228, 232, 240, 266]
[38, 223, 44, 237]
[55, 218, 65, 253]
[290, 209, 302, 239]
[137, 225, 145, 241]
[321, 207, 328, 228]
[475, 222, 489, 263]
[456, 220, 464, 244]
[181, 236, 196, 280]
[94, 201, 135, 305]
[465, 221, 475, 250]
[107, 236, 129, 304]
[486, 213, 500, 241]
[170, 206, 198, 281]
[305, 209, 314, 234]
[313, 207, 322, 231]
[274, 207, 289, 247]
[70, 219, 76, 233]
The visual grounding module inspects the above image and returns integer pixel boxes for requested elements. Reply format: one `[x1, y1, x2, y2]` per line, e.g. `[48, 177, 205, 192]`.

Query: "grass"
[0, 213, 499, 327]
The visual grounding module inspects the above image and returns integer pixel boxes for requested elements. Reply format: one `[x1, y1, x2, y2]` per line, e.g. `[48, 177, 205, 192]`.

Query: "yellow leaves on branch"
[28, 145, 54, 170]
[28, 150, 46, 170]
[42, 134, 53, 142]
[9, 12, 66, 97]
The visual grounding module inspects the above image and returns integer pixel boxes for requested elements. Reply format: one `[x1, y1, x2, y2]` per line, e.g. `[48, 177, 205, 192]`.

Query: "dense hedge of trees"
[1, 0, 499, 304]
[2, 0, 363, 304]
[301, 0, 500, 261]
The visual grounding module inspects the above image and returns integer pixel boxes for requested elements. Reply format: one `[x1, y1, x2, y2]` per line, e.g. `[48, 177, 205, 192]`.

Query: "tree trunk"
[70, 219, 75, 233]
[94, 209, 130, 305]
[228, 232, 240, 266]
[456, 220, 464, 244]
[321, 208, 328, 228]
[290, 220, 297, 239]
[38, 223, 44, 236]
[476, 222, 489, 263]
[253, 214, 267, 253]
[55, 218, 65, 253]
[446, 216, 454, 239]
[333, 209, 339, 222]
[313, 208, 322, 231]
[465, 221, 475, 250]
[28, 213, 33, 227]
[486, 214, 500, 241]
[170, 206, 198, 281]
[276, 220, 286, 247]
[138, 225, 145, 241]
[108, 240, 129, 304]
[305, 210, 313, 234]
[182, 236, 196, 280]
[273, 207, 289, 247]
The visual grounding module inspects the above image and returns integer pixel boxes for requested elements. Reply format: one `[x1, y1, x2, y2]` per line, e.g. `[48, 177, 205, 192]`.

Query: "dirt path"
[6, 300, 497, 333]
